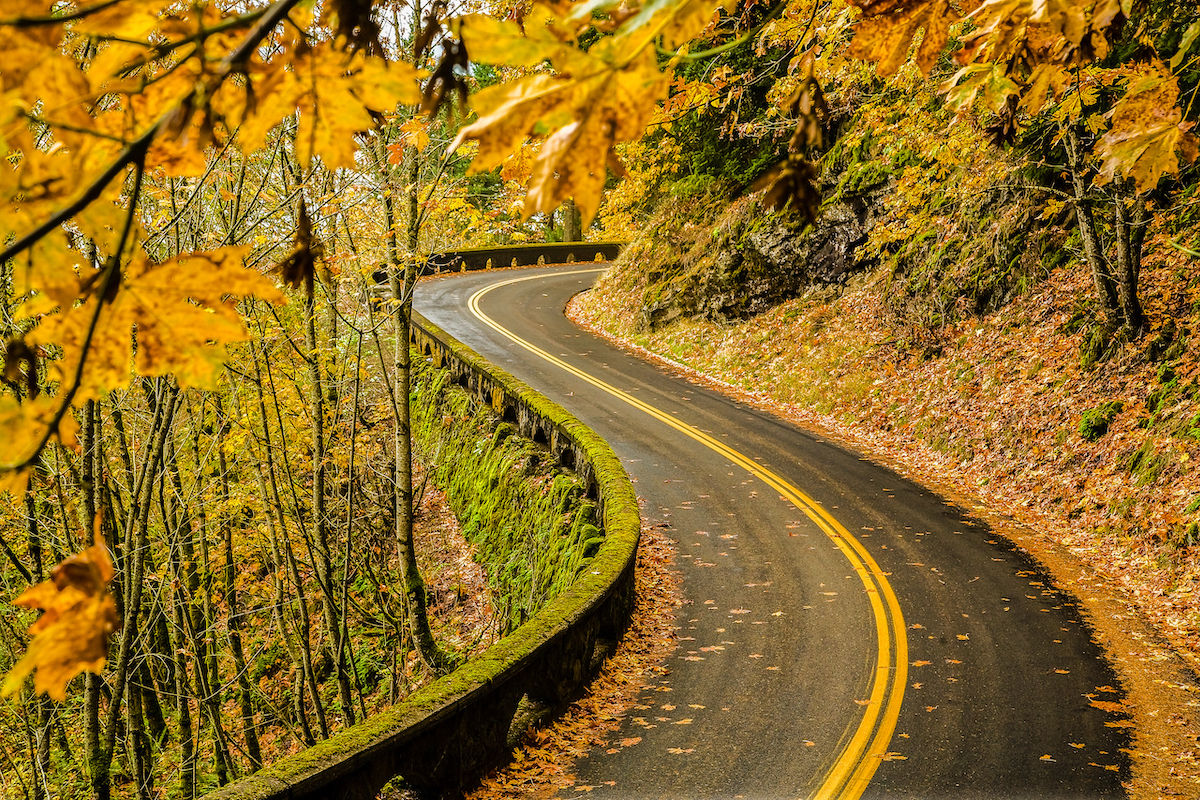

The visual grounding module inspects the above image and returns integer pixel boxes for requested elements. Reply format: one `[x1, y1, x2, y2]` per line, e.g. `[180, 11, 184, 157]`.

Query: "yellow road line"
[467, 269, 906, 800]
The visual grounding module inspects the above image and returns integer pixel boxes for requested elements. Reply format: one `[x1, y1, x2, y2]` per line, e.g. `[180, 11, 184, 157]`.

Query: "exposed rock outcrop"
[638, 187, 884, 331]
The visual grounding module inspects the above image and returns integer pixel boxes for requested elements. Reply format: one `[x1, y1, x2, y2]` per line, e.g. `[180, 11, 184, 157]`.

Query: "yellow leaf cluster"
[848, 0, 959, 77]
[24, 246, 285, 402]
[1096, 68, 1200, 192]
[1, 533, 119, 701]
[215, 44, 423, 170]
[453, 0, 730, 225]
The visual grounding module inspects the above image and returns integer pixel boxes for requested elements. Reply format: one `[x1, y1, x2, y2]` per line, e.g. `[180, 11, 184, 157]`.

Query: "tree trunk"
[1112, 188, 1146, 334]
[386, 204, 449, 674]
[562, 197, 582, 242]
[216, 398, 263, 770]
[1064, 126, 1121, 324]
[374, 122, 449, 674]
[304, 289, 347, 714]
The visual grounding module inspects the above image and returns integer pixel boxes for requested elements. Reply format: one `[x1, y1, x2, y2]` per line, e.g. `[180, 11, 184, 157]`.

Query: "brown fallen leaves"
[466, 522, 682, 799]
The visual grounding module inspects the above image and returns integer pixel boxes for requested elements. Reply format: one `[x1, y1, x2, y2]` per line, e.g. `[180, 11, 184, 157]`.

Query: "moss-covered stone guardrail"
[205, 313, 639, 800]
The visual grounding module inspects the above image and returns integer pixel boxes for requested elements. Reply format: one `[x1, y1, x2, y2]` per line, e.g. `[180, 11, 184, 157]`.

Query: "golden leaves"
[848, 0, 960, 77]
[1096, 67, 1200, 192]
[453, 16, 671, 225]
[25, 245, 285, 406]
[399, 118, 432, 154]
[457, 11, 572, 67]
[118, 248, 287, 387]
[1, 533, 119, 701]
[847, 0, 1193, 193]
[942, 62, 1022, 114]
[239, 45, 423, 171]
[0, 394, 79, 491]
[612, 0, 734, 51]
[954, 0, 1036, 64]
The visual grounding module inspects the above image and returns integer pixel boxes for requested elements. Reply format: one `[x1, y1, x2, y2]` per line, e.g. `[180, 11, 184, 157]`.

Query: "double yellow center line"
[467, 269, 907, 800]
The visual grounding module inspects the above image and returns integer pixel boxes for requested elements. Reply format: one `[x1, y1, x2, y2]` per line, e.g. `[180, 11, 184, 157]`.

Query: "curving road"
[414, 265, 1130, 800]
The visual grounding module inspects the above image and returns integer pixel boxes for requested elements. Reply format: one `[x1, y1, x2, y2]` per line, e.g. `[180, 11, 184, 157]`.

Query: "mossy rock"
[581, 536, 606, 559]
[1079, 401, 1124, 442]
[491, 422, 515, 450]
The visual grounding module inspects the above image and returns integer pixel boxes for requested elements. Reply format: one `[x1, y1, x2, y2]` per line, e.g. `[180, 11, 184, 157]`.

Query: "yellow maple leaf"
[1096, 68, 1199, 192]
[610, 0, 736, 52]
[0, 393, 80, 481]
[27, 245, 285, 401]
[1, 533, 119, 701]
[118, 247, 287, 387]
[70, 1, 163, 40]
[849, 0, 960, 77]
[400, 118, 431, 153]
[453, 28, 667, 226]
[955, 0, 1032, 64]
[214, 46, 421, 169]
[455, 13, 572, 66]
[942, 62, 1021, 114]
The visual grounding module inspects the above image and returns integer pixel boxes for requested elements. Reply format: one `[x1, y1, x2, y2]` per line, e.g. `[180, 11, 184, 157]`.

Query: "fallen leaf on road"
[1090, 700, 1125, 713]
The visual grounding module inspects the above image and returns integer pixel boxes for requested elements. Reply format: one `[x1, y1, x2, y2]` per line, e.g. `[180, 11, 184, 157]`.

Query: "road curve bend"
[414, 265, 1130, 800]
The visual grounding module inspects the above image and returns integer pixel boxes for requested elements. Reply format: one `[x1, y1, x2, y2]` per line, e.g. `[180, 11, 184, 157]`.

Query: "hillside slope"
[571, 204, 1200, 796]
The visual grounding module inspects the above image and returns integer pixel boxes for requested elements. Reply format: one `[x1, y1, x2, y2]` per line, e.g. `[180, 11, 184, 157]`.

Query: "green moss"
[1079, 401, 1124, 442]
[1122, 439, 1171, 486]
[411, 356, 608, 633]
[1080, 324, 1122, 370]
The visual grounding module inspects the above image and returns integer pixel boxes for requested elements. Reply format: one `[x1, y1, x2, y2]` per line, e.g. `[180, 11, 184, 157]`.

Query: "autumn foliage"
[1, 529, 117, 701]
[1, 0, 1199, 796]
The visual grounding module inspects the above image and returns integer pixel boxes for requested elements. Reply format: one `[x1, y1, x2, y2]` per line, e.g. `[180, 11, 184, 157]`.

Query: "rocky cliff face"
[637, 187, 884, 331]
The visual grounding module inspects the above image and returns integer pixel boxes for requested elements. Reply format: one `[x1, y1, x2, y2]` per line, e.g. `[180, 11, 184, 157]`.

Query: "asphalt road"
[414, 265, 1131, 800]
